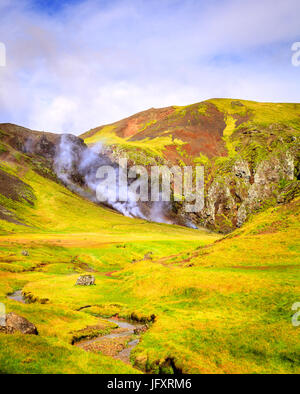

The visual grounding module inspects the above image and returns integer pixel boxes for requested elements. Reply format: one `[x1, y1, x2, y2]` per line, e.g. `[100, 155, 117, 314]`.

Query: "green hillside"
[0, 100, 299, 374]
[0, 125, 218, 373]
[81, 99, 300, 233]
[82, 99, 300, 165]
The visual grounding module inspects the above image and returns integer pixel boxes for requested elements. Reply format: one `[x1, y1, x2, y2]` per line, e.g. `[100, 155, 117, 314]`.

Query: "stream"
[7, 290, 26, 303]
[76, 316, 144, 365]
[7, 290, 144, 366]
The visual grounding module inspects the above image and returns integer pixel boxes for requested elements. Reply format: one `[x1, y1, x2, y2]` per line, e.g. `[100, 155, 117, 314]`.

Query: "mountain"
[1, 98, 299, 233]
[0, 123, 192, 234]
[81, 99, 300, 232]
[0, 100, 299, 374]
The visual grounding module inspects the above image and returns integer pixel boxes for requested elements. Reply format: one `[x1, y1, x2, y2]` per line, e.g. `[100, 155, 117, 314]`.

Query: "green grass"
[0, 199, 298, 373]
[83, 99, 300, 157]
[0, 334, 138, 374]
[82, 100, 300, 217]
[0, 100, 299, 373]
[208, 98, 300, 129]
[0, 147, 220, 373]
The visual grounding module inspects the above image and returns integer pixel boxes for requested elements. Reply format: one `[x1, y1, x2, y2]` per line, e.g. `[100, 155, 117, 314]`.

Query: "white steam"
[54, 134, 153, 221]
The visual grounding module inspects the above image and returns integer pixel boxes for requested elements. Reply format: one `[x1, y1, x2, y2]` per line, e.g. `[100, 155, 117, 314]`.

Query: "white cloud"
[0, 0, 299, 134]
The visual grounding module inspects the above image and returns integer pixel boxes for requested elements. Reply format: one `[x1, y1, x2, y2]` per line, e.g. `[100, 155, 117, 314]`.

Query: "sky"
[0, 0, 299, 134]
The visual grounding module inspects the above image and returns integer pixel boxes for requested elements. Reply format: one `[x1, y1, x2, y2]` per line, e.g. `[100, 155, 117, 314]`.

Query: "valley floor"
[0, 198, 299, 374]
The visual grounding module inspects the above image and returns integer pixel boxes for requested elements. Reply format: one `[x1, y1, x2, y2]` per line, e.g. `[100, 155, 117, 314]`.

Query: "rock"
[203, 179, 236, 229]
[76, 275, 95, 286]
[133, 325, 148, 335]
[232, 159, 251, 181]
[190, 147, 298, 232]
[143, 252, 153, 260]
[36, 135, 56, 159]
[21, 250, 29, 256]
[0, 312, 38, 335]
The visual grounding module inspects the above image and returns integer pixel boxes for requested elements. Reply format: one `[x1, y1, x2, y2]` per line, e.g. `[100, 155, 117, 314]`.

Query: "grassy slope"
[0, 152, 219, 373]
[1, 197, 298, 373]
[82, 98, 300, 233]
[0, 159, 215, 239]
[0, 100, 299, 373]
[82, 99, 300, 165]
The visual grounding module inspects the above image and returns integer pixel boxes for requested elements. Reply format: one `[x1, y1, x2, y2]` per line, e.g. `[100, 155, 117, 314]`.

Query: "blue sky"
[0, 0, 299, 134]
[31, 0, 85, 14]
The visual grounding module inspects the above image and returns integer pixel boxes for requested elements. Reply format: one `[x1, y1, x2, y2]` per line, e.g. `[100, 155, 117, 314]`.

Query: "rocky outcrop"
[0, 123, 60, 159]
[196, 150, 299, 232]
[0, 312, 38, 335]
[236, 152, 296, 227]
[232, 159, 251, 181]
[76, 275, 95, 286]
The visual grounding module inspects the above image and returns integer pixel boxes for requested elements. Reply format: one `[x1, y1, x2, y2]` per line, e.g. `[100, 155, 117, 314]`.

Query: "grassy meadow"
[0, 158, 220, 373]
[0, 99, 299, 374]
[0, 172, 299, 372]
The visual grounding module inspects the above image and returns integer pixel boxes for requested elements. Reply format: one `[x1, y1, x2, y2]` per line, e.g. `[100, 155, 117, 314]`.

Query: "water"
[7, 290, 26, 303]
[8, 288, 145, 367]
[76, 316, 145, 365]
[115, 338, 140, 363]
[106, 317, 140, 330]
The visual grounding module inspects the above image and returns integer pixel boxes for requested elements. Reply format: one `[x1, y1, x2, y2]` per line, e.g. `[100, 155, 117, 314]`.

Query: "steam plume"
[54, 134, 155, 221]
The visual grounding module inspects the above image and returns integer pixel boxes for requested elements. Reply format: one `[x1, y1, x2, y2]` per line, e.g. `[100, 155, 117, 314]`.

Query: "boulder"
[22, 250, 29, 256]
[76, 275, 95, 286]
[0, 312, 38, 335]
[134, 325, 148, 335]
[232, 159, 251, 181]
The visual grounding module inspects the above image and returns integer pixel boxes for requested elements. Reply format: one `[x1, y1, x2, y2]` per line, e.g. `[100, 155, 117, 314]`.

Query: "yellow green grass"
[0, 197, 299, 373]
[209, 98, 300, 129]
[0, 153, 220, 373]
[0, 109, 299, 373]
[0, 160, 217, 240]
[84, 126, 185, 165]
[83, 99, 300, 161]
